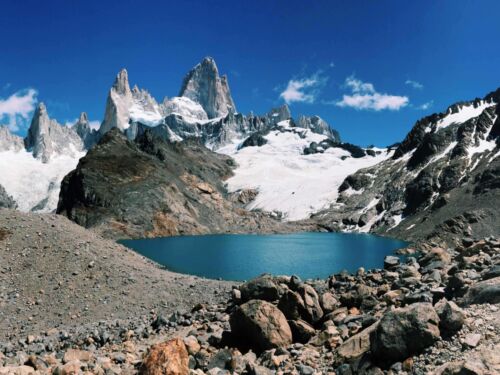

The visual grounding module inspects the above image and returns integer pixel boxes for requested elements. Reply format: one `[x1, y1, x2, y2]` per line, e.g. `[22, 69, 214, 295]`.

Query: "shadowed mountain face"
[57, 129, 304, 239]
[313, 89, 500, 245]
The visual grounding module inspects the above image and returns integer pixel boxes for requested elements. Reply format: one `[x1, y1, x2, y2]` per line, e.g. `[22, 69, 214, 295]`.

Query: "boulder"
[370, 303, 440, 367]
[462, 276, 500, 305]
[434, 299, 464, 336]
[140, 338, 189, 375]
[278, 290, 306, 320]
[229, 300, 292, 352]
[384, 256, 400, 270]
[297, 284, 323, 323]
[239, 275, 281, 303]
[336, 322, 378, 362]
[320, 292, 337, 313]
[288, 319, 315, 343]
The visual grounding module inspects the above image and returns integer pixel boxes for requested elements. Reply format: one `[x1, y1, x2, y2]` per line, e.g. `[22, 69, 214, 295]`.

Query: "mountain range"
[0, 57, 498, 243]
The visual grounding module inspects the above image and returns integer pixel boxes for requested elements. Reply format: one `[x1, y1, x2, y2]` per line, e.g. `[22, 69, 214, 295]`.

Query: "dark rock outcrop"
[57, 129, 297, 238]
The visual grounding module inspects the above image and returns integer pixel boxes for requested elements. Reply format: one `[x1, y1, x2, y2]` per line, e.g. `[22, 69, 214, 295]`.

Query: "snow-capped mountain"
[98, 57, 338, 148]
[0, 104, 94, 212]
[312, 89, 500, 243]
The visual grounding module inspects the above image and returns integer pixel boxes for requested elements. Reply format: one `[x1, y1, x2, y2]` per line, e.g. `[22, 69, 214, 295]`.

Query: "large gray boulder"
[434, 299, 464, 336]
[462, 276, 500, 305]
[229, 300, 292, 352]
[239, 275, 281, 303]
[370, 303, 440, 366]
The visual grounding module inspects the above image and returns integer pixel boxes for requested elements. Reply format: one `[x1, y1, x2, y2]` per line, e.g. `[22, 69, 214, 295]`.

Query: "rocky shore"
[1, 209, 499, 374]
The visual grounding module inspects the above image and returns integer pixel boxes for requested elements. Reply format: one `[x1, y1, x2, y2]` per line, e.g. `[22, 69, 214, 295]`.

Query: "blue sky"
[1, 0, 499, 146]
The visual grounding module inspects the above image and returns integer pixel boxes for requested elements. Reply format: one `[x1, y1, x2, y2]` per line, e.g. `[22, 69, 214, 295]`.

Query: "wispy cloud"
[334, 75, 409, 111]
[417, 100, 433, 110]
[0, 88, 38, 132]
[405, 79, 423, 90]
[279, 71, 327, 104]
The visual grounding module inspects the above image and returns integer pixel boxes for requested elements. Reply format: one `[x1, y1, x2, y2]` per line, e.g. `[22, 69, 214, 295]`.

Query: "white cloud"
[279, 72, 327, 104]
[335, 76, 408, 111]
[345, 75, 375, 94]
[0, 89, 38, 132]
[405, 79, 423, 90]
[417, 100, 433, 110]
[89, 120, 100, 130]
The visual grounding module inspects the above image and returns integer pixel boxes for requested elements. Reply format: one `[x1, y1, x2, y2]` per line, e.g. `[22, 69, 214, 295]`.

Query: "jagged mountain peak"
[78, 112, 88, 123]
[179, 57, 236, 119]
[25, 103, 86, 163]
[113, 68, 131, 96]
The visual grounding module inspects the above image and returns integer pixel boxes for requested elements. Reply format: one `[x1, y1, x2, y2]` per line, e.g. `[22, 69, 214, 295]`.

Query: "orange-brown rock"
[140, 338, 189, 375]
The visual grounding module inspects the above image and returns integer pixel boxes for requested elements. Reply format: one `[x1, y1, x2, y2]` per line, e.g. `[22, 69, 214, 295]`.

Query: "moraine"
[120, 232, 408, 281]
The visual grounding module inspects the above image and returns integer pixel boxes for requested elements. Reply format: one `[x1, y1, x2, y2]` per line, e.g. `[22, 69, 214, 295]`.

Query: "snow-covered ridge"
[218, 120, 392, 221]
[432, 100, 495, 132]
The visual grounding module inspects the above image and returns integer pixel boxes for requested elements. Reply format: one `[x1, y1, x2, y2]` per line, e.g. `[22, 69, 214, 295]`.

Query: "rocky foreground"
[0, 210, 499, 374]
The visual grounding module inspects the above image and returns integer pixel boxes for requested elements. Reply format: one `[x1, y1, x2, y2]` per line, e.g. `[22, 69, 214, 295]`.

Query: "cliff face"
[179, 56, 236, 119]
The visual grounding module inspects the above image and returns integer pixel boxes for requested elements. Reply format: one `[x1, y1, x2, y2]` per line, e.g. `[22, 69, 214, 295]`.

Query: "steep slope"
[0, 104, 93, 212]
[313, 89, 500, 244]
[57, 129, 304, 239]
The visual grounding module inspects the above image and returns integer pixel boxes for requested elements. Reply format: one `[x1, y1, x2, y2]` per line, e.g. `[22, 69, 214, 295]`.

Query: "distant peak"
[36, 102, 47, 113]
[202, 56, 216, 65]
[78, 112, 88, 123]
[113, 68, 131, 95]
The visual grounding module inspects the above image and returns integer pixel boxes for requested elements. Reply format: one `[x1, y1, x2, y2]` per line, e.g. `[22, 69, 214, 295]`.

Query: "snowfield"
[0, 150, 84, 212]
[217, 121, 393, 221]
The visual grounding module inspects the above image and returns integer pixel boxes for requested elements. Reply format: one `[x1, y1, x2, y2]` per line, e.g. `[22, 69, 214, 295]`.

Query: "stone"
[183, 336, 201, 356]
[63, 349, 94, 363]
[208, 349, 233, 370]
[384, 256, 400, 270]
[278, 290, 306, 321]
[53, 360, 82, 375]
[337, 322, 378, 362]
[288, 319, 315, 344]
[0, 366, 38, 375]
[462, 276, 500, 305]
[230, 300, 292, 352]
[370, 303, 440, 366]
[431, 361, 485, 375]
[320, 292, 337, 313]
[461, 333, 481, 348]
[434, 299, 464, 336]
[297, 284, 323, 323]
[239, 275, 281, 303]
[140, 338, 189, 375]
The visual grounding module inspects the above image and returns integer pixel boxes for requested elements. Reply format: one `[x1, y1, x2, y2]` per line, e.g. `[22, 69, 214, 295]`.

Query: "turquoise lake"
[120, 232, 408, 281]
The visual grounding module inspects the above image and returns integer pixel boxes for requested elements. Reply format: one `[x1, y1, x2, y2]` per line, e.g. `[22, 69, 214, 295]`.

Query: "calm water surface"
[120, 232, 408, 281]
